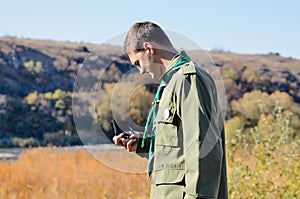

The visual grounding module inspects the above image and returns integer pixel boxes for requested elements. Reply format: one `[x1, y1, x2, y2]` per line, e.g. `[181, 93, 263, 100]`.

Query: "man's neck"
[160, 47, 178, 70]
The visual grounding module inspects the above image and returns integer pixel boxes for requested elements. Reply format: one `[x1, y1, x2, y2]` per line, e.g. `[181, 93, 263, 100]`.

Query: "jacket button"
[163, 109, 170, 120]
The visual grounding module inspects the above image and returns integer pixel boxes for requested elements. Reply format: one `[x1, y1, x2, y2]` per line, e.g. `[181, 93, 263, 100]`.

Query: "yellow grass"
[1, 143, 298, 199]
[0, 147, 150, 199]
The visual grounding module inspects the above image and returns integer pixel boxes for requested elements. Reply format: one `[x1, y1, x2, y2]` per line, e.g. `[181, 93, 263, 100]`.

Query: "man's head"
[124, 21, 173, 55]
[124, 21, 177, 79]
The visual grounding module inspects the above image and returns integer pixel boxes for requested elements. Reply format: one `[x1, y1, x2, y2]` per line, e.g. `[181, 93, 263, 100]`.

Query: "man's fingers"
[112, 131, 141, 152]
[122, 138, 129, 149]
[113, 133, 125, 146]
[126, 138, 138, 152]
[129, 133, 138, 139]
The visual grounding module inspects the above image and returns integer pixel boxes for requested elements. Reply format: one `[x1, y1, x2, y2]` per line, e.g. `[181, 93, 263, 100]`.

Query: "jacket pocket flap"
[154, 169, 185, 185]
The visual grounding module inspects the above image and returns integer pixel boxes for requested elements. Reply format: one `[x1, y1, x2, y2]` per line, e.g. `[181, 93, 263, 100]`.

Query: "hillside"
[0, 37, 299, 147]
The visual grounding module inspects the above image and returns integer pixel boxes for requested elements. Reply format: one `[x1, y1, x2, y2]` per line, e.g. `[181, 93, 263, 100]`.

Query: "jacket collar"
[159, 51, 191, 81]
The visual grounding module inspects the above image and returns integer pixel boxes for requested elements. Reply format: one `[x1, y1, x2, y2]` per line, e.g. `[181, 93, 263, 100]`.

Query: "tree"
[96, 82, 153, 140]
[231, 90, 274, 122]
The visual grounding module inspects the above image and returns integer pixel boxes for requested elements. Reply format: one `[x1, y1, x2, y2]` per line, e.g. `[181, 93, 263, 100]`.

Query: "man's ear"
[143, 42, 155, 54]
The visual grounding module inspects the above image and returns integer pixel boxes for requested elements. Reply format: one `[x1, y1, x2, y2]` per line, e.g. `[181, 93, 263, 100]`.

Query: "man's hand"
[113, 132, 139, 152]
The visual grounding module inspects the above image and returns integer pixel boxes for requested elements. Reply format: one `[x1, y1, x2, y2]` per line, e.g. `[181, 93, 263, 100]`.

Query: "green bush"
[228, 104, 300, 198]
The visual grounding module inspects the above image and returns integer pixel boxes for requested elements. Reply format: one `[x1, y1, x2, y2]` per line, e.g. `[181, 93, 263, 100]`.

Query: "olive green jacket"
[137, 52, 228, 199]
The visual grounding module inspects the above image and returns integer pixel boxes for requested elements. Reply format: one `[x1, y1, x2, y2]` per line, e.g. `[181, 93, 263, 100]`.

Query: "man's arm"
[177, 71, 226, 198]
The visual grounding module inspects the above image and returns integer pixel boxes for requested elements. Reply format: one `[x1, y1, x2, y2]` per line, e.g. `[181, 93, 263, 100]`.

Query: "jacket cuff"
[136, 137, 150, 158]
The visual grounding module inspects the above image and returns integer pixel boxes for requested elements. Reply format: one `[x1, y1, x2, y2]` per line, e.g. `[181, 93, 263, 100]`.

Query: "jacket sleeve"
[176, 72, 227, 199]
[135, 137, 151, 159]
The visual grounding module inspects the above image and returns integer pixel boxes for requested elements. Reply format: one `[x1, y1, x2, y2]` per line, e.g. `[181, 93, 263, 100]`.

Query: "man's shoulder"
[178, 61, 213, 80]
[167, 61, 197, 89]
[170, 60, 213, 85]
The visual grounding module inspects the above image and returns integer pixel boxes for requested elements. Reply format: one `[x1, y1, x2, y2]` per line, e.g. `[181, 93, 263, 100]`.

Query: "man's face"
[127, 50, 163, 79]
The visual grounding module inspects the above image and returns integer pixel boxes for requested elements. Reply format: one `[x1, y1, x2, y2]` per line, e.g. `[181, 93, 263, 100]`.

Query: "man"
[113, 21, 228, 199]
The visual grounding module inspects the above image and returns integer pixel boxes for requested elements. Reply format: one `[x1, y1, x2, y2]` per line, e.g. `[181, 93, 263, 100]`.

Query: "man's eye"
[134, 61, 140, 67]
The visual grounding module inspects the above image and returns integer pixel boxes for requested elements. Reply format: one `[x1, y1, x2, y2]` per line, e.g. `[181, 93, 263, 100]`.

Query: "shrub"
[43, 131, 81, 146]
[25, 91, 39, 105]
[96, 82, 153, 138]
[228, 104, 300, 198]
[23, 60, 44, 75]
[9, 137, 40, 148]
[222, 68, 238, 81]
[241, 67, 259, 83]
[232, 90, 274, 121]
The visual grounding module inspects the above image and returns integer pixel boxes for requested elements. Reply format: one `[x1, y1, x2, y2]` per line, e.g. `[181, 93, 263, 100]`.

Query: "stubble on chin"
[148, 63, 164, 80]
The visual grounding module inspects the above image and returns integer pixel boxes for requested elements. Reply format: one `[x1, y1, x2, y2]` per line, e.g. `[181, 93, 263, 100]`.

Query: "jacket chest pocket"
[155, 89, 178, 147]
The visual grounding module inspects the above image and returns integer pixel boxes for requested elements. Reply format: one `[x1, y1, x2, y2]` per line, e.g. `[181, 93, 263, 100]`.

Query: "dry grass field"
[0, 139, 299, 199]
[0, 147, 150, 199]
